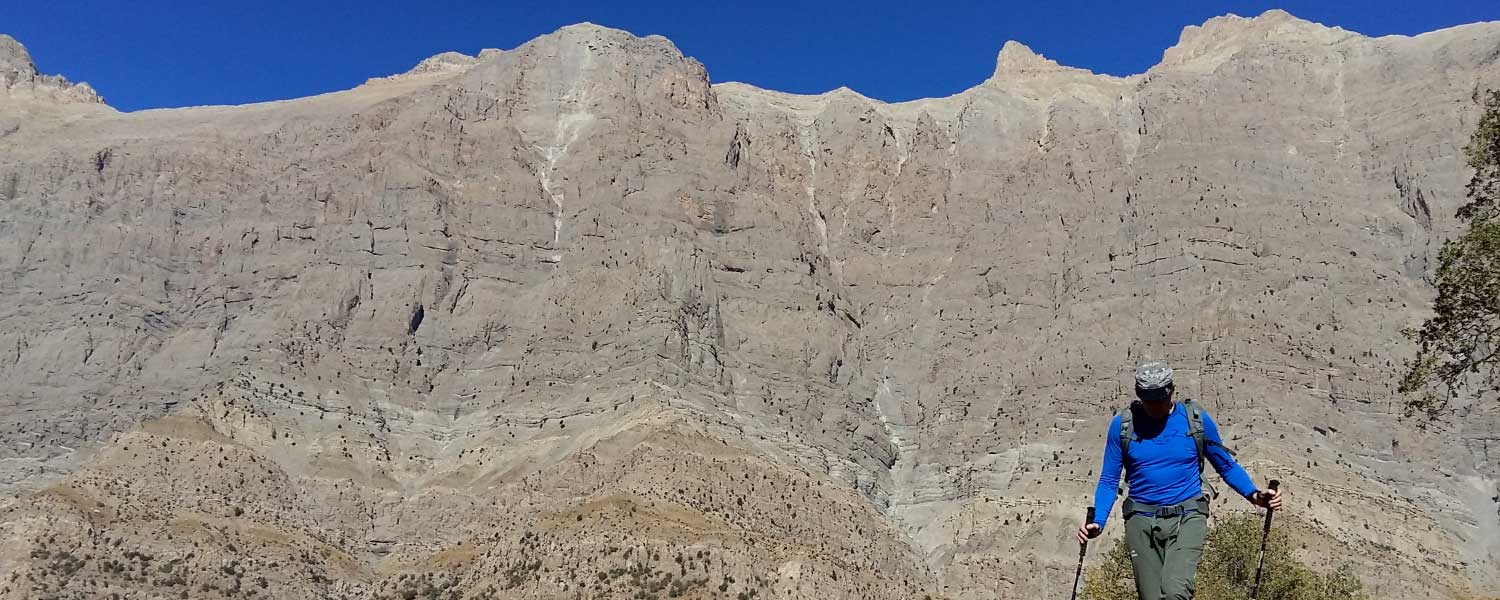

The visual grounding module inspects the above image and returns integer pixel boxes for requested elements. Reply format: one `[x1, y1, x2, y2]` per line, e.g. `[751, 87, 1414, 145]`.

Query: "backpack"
[1117, 399, 1235, 500]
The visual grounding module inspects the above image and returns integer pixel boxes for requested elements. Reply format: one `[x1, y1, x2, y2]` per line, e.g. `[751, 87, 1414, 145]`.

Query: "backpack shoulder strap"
[1184, 399, 1207, 460]
[1116, 402, 1139, 458]
[1182, 399, 1228, 500]
[1182, 399, 1237, 456]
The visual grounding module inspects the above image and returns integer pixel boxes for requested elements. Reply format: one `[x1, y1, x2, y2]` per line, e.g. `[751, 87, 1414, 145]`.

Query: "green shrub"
[1401, 90, 1500, 416]
[1081, 513, 1366, 600]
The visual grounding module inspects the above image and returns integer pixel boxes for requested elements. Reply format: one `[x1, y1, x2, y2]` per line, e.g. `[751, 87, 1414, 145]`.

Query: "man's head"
[1134, 361, 1175, 418]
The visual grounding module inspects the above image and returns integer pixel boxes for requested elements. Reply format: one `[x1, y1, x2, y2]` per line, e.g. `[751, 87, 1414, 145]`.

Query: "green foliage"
[1080, 513, 1367, 600]
[1457, 90, 1500, 222]
[1401, 90, 1500, 416]
[1080, 534, 1136, 600]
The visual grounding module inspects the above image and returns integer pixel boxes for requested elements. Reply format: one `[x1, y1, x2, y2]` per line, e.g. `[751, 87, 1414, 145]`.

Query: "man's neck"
[1139, 401, 1176, 421]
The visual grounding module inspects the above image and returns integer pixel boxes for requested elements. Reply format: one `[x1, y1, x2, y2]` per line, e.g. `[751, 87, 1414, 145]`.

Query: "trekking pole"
[1250, 480, 1281, 600]
[1070, 507, 1095, 600]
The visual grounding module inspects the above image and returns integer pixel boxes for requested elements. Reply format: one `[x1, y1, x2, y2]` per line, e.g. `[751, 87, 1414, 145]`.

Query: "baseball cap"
[1134, 361, 1174, 390]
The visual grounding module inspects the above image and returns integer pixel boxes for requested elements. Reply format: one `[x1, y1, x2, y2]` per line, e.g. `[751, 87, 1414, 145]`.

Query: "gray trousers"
[1124, 510, 1208, 600]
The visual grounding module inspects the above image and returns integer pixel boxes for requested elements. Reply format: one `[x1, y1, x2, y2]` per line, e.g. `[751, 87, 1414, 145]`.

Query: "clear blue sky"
[2, 1, 1494, 112]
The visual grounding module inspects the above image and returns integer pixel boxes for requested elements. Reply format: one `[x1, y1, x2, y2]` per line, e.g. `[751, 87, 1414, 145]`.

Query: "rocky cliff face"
[2, 10, 1499, 599]
[0, 34, 101, 104]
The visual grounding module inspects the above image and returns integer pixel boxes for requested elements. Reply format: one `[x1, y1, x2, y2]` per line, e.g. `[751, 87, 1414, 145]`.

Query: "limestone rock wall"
[1, 11, 1499, 599]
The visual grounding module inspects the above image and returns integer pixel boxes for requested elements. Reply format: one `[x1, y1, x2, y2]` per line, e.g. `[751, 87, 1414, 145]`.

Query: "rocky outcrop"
[0, 34, 103, 104]
[1, 11, 1499, 599]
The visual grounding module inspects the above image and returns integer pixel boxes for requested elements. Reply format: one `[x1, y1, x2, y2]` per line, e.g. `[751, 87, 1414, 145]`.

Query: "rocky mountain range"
[1, 9, 1498, 599]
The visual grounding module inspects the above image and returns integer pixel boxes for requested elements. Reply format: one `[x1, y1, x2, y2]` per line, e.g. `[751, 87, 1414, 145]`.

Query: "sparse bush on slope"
[1081, 513, 1366, 600]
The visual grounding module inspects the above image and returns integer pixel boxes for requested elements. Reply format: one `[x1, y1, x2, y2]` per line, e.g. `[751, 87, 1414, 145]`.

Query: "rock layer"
[1, 11, 1499, 599]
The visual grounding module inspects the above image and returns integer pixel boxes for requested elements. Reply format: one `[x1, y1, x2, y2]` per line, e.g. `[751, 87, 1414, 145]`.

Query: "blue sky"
[1, 1, 1494, 111]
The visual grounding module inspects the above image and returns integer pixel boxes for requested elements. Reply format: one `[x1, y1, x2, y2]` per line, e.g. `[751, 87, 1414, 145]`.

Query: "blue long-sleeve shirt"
[1091, 402, 1258, 528]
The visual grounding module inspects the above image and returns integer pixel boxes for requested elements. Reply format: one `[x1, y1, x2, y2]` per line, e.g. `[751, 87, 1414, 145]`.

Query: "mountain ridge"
[14, 10, 1500, 115]
[0, 10, 1498, 600]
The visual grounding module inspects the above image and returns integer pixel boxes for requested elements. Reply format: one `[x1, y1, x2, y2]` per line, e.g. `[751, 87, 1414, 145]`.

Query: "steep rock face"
[1, 12, 1499, 599]
[0, 34, 102, 104]
[0, 35, 36, 81]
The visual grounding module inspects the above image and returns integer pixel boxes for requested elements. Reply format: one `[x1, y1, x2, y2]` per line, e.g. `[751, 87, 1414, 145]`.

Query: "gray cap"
[1134, 361, 1173, 390]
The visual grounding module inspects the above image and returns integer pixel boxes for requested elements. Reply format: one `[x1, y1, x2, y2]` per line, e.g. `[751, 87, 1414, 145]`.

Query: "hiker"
[1075, 361, 1282, 600]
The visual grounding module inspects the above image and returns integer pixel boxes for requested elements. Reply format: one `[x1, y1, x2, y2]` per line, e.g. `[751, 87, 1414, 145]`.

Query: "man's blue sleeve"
[1202, 411, 1259, 499]
[1091, 415, 1123, 528]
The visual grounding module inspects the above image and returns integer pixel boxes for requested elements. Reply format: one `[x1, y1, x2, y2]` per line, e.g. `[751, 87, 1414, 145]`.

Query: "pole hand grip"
[1072, 506, 1095, 600]
[1081, 506, 1096, 551]
[1251, 479, 1280, 600]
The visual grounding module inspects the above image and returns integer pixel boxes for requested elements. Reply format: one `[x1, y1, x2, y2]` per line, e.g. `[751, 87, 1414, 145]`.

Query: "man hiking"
[1076, 361, 1283, 600]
